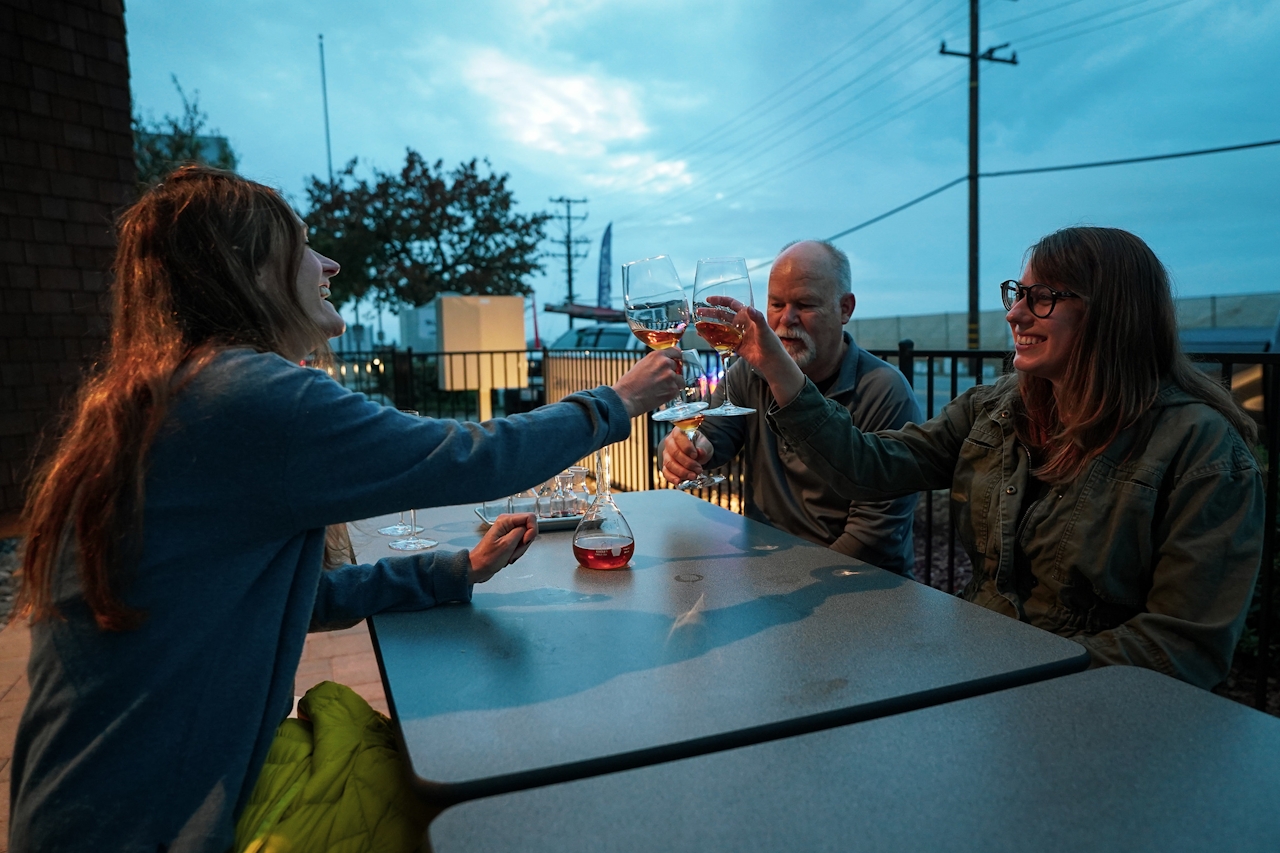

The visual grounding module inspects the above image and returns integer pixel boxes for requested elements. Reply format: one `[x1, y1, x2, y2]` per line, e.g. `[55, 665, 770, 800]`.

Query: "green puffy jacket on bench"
[235, 682, 431, 853]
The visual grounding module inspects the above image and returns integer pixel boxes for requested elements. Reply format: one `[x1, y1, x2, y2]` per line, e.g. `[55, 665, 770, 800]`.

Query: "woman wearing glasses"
[719, 226, 1262, 689]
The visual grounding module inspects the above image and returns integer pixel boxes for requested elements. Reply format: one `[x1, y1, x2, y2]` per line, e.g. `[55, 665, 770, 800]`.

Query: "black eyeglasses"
[1000, 280, 1080, 319]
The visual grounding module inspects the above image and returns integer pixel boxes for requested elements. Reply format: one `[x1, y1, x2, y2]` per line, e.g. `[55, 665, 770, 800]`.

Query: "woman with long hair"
[8, 166, 682, 850]
[683, 226, 1263, 689]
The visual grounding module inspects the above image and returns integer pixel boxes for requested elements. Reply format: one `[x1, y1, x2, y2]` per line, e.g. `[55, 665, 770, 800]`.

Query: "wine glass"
[650, 349, 710, 427]
[668, 351, 725, 491]
[379, 409, 425, 536]
[388, 410, 438, 551]
[623, 255, 689, 352]
[623, 255, 697, 415]
[693, 257, 756, 416]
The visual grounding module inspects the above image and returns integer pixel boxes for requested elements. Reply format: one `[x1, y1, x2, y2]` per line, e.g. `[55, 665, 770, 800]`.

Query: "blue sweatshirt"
[9, 349, 631, 852]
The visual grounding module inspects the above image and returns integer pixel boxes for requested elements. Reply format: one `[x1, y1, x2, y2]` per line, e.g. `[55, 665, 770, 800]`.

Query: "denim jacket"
[768, 373, 1264, 689]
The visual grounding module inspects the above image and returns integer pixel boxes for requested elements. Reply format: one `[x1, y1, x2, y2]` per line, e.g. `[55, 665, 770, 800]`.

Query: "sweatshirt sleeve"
[309, 550, 474, 631]
[213, 352, 633, 535]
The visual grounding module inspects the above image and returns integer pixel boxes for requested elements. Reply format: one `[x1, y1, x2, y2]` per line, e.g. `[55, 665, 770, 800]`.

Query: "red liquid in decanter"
[572, 535, 635, 570]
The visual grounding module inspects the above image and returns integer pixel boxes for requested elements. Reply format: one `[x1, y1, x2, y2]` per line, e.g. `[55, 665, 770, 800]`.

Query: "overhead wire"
[1017, 0, 1201, 51]
[710, 0, 964, 156]
[740, 137, 1280, 273]
[657, 45, 962, 201]
[590, 0, 959, 219]
[661, 0, 940, 163]
[663, 68, 969, 228]
[614, 0, 975, 224]
[632, 0, 1204, 230]
[1008, 0, 1198, 49]
[984, 0, 1093, 30]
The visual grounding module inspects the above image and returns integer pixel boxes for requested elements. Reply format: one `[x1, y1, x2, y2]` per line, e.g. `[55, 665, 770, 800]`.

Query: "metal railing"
[326, 345, 1277, 712]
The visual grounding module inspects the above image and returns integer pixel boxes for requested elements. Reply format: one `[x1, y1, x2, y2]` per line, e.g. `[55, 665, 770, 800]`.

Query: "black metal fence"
[326, 345, 1277, 712]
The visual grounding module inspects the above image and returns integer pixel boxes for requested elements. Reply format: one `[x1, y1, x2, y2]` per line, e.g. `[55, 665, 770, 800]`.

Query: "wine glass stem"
[719, 352, 733, 407]
[409, 508, 418, 539]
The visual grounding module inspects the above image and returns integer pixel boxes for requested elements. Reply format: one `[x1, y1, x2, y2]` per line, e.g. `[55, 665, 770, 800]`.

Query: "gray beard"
[777, 327, 816, 369]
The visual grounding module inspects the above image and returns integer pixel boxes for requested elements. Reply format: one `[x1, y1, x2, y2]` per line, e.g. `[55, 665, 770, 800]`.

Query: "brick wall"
[0, 0, 133, 518]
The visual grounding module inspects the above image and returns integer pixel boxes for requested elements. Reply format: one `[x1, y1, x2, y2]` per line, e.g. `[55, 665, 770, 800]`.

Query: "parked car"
[548, 324, 647, 351]
[548, 323, 712, 352]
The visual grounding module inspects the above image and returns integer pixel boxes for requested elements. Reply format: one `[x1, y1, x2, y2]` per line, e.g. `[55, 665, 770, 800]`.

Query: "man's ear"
[839, 292, 855, 324]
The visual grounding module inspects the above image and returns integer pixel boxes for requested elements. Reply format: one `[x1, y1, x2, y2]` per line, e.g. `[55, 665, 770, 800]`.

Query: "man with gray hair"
[662, 239, 922, 575]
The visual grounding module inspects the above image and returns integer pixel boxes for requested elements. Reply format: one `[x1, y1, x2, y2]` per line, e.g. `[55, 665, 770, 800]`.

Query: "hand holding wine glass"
[664, 351, 724, 490]
[610, 349, 686, 418]
[693, 257, 756, 416]
[709, 298, 808, 408]
[661, 425, 713, 486]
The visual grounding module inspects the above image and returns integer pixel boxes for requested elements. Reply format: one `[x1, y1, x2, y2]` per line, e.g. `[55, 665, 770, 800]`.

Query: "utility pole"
[941, 0, 1016, 351]
[318, 34, 334, 184]
[549, 197, 590, 329]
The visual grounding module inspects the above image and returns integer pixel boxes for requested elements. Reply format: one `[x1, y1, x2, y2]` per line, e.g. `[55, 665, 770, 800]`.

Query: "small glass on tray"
[475, 477, 584, 531]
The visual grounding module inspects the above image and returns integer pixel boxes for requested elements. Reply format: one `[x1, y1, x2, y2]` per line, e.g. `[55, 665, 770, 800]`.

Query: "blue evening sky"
[124, 0, 1280, 344]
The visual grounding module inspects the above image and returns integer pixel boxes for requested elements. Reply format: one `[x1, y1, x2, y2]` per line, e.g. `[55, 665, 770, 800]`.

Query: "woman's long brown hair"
[16, 166, 333, 630]
[1015, 226, 1256, 483]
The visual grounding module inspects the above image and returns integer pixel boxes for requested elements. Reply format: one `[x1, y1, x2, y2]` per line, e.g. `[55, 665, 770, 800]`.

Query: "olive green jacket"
[768, 374, 1264, 689]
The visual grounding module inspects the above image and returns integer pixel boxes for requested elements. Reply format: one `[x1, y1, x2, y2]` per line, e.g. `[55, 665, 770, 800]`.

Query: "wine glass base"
[389, 537, 438, 551]
[378, 523, 423, 536]
[677, 474, 726, 491]
[652, 401, 710, 422]
[703, 404, 756, 416]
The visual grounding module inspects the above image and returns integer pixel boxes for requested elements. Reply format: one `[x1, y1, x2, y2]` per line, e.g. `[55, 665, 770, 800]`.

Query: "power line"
[743, 136, 1280, 272]
[662, 0, 940, 163]
[742, 69, 966, 193]
[667, 48, 956, 201]
[985, 0, 1091, 30]
[615, 2, 974, 224]
[747, 175, 968, 272]
[318, 34, 333, 184]
[669, 69, 968, 229]
[982, 137, 1280, 177]
[1010, 0, 1178, 44]
[1017, 0, 1200, 52]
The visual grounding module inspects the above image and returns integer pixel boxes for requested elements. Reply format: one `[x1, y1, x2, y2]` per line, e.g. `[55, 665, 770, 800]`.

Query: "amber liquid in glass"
[673, 413, 705, 433]
[630, 326, 685, 349]
[573, 535, 635, 570]
[694, 320, 743, 353]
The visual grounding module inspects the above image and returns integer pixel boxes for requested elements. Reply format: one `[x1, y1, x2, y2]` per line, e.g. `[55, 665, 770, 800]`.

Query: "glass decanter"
[572, 448, 635, 570]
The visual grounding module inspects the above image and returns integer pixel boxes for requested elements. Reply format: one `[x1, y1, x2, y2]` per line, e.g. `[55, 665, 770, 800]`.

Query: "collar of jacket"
[974, 373, 1206, 464]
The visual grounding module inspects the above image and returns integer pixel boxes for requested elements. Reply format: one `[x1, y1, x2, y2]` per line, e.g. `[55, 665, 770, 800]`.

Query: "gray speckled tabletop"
[359, 490, 1088, 803]
[429, 667, 1280, 853]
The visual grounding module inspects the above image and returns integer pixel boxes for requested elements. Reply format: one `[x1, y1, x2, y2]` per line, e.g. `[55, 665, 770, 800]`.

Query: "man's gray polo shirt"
[697, 332, 922, 575]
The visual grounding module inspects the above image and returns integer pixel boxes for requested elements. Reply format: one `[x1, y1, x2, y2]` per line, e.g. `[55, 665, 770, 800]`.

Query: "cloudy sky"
[125, 0, 1280, 345]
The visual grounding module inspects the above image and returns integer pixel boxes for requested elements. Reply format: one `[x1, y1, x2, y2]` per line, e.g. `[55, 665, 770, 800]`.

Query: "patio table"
[427, 666, 1280, 853]
[356, 489, 1088, 803]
